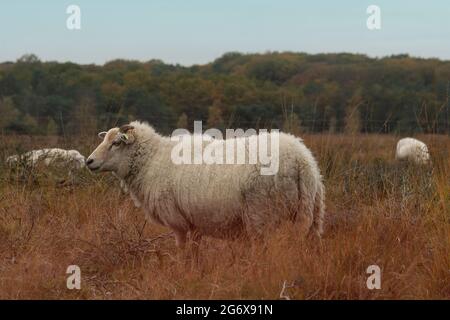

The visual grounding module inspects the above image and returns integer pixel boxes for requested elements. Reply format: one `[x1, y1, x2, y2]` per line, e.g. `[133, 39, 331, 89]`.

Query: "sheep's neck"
[123, 134, 159, 191]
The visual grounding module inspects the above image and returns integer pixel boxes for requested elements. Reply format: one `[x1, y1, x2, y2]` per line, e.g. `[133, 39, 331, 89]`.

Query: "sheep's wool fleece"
[396, 137, 430, 164]
[122, 121, 325, 239]
[7, 148, 85, 168]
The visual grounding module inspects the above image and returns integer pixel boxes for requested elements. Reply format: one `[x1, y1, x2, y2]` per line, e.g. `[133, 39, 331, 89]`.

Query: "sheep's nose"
[86, 158, 94, 166]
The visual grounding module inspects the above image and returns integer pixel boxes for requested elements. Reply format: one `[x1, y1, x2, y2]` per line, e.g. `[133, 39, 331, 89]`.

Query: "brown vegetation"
[0, 134, 449, 299]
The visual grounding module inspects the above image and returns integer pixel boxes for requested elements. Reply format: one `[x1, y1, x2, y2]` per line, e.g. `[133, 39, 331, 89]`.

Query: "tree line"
[0, 52, 449, 136]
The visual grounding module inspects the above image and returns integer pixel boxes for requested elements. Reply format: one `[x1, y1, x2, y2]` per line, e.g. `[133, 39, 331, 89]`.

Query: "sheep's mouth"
[88, 165, 101, 171]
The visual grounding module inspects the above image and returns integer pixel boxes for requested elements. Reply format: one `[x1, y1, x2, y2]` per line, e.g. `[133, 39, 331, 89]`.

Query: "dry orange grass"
[0, 134, 449, 299]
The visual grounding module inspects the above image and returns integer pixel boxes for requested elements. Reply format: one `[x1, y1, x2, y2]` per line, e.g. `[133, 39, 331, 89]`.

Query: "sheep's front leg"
[173, 229, 188, 264]
[189, 230, 202, 268]
[173, 229, 187, 249]
[173, 229, 202, 268]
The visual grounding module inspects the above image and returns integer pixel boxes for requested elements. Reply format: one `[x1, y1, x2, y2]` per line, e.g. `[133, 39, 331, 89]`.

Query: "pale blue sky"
[0, 0, 448, 65]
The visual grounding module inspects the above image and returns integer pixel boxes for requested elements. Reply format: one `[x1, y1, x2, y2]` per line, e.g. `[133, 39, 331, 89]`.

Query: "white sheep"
[395, 137, 430, 164]
[6, 148, 86, 169]
[6, 147, 141, 206]
[86, 121, 325, 248]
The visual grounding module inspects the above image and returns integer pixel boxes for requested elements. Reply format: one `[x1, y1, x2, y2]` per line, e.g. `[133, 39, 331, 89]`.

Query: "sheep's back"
[138, 132, 322, 237]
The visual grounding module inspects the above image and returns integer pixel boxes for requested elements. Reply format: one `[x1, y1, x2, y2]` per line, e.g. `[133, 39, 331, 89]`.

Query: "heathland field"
[0, 134, 449, 299]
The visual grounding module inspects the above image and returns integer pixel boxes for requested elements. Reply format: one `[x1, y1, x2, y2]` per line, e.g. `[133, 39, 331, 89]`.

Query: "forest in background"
[0, 52, 449, 136]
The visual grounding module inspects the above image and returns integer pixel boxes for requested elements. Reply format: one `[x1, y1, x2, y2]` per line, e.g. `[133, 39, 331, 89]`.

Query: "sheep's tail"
[311, 180, 325, 238]
[295, 167, 325, 238]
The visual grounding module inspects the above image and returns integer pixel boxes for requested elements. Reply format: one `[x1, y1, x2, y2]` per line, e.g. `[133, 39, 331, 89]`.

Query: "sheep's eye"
[110, 140, 121, 149]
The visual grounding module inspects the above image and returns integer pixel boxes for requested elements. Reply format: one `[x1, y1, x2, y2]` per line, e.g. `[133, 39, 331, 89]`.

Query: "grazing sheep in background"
[6, 148, 86, 169]
[396, 137, 430, 165]
[6, 146, 141, 206]
[86, 121, 325, 249]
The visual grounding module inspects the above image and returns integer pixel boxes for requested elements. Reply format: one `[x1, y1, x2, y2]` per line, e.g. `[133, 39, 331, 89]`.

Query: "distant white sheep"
[6, 147, 141, 206]
[395, 137, 430, 164]
[86, 121, 325, 248]
[6, 148, 86, 169]
[6, 148, 86, 184]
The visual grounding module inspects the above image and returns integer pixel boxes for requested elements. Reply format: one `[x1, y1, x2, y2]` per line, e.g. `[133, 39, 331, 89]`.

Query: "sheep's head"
[409, 144, 431, 165]
[6, 155, 19, 166]
[67, 150, 86, 169]
[86, 124, 136, 174]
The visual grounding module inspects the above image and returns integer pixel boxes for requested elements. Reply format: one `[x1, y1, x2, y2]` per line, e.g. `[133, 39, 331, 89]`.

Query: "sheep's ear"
[119, 132, 135, 145]
[119, 125, 134, 133]
[118, 125, 135, 144]
[98, 131, 107, 140]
